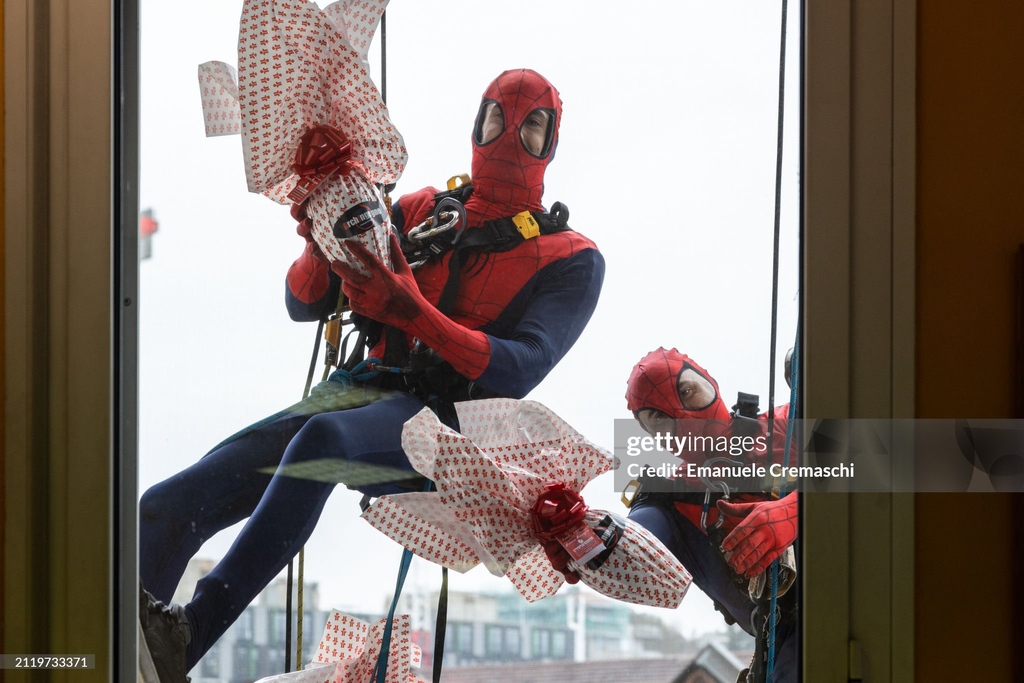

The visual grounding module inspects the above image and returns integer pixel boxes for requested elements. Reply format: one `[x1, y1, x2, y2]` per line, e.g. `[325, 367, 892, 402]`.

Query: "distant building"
[434, 643, 743, 683]
[672, 641, 746, 683]
[397, 583, 702, 669]
[436, 657, 695, 683]
[174, 559, 748, 683]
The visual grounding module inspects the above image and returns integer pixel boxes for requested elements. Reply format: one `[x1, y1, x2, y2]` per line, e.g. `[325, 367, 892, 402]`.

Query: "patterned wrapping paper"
[255, 611, 423, 683]
[198, 0, 407, 272]
[199, 61, 242, 137]
[362, 399, 693, 609]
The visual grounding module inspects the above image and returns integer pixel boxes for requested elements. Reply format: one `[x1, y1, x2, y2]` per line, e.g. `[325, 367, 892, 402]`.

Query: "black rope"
[763, 2, 790, 682]
[432, 568, 449, 683]
[765, 0, 789, 461]
[380, 10, 387, 104]
[285, 561, 293, 671]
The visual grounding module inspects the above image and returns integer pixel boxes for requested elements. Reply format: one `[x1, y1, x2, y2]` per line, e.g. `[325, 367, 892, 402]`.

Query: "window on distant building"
[551, 630, 568, 659]
[532, 629, 551, 659]
[486, 625, 503, 657]
[201, 643, 221, 678]
[505, 627, 521, 658]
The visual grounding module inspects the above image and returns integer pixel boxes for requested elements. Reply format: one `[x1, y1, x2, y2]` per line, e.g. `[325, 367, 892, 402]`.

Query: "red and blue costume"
[139, 69, 604, 671]
[624, 348, 798, 682]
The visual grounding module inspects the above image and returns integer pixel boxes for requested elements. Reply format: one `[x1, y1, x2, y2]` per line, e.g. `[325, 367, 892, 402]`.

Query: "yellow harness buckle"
[512, 211, 540, 239]
[621, 479, 642, 509]
[324, 317, 343, 350]
[446, 174, 472, 191]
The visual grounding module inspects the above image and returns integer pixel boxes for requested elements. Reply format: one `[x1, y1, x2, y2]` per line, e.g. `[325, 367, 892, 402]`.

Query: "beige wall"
[3, 0, 113, 678]
[915, 0, 1024, 680]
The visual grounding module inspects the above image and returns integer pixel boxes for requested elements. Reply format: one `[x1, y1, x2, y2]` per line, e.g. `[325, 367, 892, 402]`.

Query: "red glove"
[333, 232, 491, 379]
[717, 492, 798, 578]
[540, 539, 580, 584]
[286, 203, 333, 304]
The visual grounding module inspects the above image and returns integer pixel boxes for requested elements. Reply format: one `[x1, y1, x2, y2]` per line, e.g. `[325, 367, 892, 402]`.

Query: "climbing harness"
[342, 183, 573, 413]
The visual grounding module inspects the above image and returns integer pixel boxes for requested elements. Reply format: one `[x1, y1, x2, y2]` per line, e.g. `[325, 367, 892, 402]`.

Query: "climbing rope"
[284, 318, 325, 672]
[767, 323, 800, 682]
[763, 0, 791, 680]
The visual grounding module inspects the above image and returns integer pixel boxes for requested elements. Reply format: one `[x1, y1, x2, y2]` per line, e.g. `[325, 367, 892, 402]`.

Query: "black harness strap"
[434, 205, 571, 314]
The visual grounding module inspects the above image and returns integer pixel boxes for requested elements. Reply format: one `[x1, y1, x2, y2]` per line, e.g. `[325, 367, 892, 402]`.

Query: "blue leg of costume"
[139, 410, 311, 604]
[139, 390, 426, 669]
[628, 502, 798, 682]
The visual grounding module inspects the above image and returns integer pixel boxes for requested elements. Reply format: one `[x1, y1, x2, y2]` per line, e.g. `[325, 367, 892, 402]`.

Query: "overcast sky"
[137, 0, 800, 643]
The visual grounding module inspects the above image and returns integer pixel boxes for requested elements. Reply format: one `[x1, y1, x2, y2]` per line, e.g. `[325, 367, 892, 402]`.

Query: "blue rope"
[372, 546, 415, 683]
[324, 357, 381, 387]
[766, 321, 800, 682]
[372, 478, 433, 683]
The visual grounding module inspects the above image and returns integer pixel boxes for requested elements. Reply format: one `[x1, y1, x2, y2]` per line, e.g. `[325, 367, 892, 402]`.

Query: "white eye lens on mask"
[475, 101, 504, 146]
[519, 108, 555, 157]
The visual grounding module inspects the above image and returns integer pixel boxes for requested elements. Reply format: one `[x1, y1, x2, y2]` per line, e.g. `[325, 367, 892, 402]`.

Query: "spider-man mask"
[466, 69, 561, 223]
[625, 347, 732, 437]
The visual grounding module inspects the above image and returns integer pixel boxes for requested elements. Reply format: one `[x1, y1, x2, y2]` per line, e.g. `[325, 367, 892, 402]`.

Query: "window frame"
[1, 0, 917, 679]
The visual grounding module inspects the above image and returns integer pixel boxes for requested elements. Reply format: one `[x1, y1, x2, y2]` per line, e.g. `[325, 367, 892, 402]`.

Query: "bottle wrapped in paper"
[198, 0, 407, 274]
[362, 399, 693, 608]
[254, 611, 422, 683]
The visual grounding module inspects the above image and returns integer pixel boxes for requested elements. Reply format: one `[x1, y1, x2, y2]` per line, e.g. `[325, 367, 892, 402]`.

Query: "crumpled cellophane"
[362, 399, 692, 608]
[255, 611, 423, 683]
[198, 0, 407, 273]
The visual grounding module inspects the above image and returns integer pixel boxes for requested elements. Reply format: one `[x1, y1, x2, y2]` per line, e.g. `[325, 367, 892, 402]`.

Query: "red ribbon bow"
[530, 483, 589, 541]
[288, 125, 353, 204]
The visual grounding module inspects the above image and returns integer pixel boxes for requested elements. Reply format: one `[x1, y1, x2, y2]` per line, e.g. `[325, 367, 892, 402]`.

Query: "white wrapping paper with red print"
[254, 611, 423, 683]
[362, 399, 692, 608]
[199, 61, 242, 137]
[198, 0, 407, 272]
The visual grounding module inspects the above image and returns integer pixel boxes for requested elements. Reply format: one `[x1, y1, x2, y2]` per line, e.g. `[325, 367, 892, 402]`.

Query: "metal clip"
[698, 456, 744, 529]
[406, 197, 468, 244]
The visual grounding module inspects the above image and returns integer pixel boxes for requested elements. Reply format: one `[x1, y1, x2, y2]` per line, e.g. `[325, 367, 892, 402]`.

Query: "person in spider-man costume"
[628, 347, 798, 682]
[545, 347, 797, 681]
[138, 69, 604, 678]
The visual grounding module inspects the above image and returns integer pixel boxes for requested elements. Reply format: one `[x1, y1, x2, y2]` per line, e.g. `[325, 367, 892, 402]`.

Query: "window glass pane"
[138, 2, 800, 681]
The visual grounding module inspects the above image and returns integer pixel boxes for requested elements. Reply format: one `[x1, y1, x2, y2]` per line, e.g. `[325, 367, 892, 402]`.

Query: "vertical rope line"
[286, 318, 325, 671]
[765, 0, 790, 680]
[285, 561, 293, 671]
[766, 0, 790, 457]
[380, 10, 387, 104]
[768, 321, 799, 682]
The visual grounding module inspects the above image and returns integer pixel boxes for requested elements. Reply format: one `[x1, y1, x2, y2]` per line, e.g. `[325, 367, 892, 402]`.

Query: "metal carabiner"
[406, 196, 468, 243]
[698, 456, 744, 529]
[700, 456, 744, 498]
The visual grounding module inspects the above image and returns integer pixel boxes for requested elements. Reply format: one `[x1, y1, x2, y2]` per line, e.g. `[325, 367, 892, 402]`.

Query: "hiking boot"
[139, 584, 191, 683]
